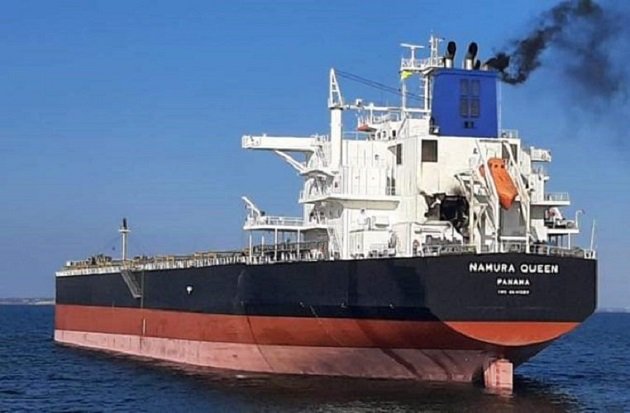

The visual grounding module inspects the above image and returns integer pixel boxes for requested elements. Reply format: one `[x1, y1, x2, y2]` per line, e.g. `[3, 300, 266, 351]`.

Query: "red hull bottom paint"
[54, 305, 575, 383]
[54, 330, 491, 381]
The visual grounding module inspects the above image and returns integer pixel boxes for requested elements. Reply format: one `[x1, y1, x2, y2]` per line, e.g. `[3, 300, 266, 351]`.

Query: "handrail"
[401, 56, 442, 69]
[500, 129, 519, 139]
[58, 241, 595, 277]
[544, 192, 570, 202]
[246, 215, 304, 227]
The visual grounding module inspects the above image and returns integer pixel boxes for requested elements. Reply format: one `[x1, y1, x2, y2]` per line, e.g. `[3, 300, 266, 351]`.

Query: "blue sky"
[1, 0, 628, 306]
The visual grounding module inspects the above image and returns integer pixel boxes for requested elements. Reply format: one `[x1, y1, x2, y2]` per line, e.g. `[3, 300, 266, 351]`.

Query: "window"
[471, 80, 480, 96]
[387, 176, 396, 195]
[459, 78, 481, 119]
[422, 140, 438, 162]
[460, 79, 469, 96]
[396, 144, 402, 165]
[459, 97, 469, 117]
[501, 143, 519, 161]
[470, 98, 480, 117]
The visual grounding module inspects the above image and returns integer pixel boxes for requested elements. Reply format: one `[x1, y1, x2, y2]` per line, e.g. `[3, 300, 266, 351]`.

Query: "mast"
[426, 34, 441, 111]
[119, 218, 130, 261]
[399, 42, 423, 111]
[328, 69, 344, 171]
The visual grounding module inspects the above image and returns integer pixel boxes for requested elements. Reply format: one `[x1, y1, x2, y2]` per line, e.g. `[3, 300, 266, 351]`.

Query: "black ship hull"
[55, 253, 596, 383]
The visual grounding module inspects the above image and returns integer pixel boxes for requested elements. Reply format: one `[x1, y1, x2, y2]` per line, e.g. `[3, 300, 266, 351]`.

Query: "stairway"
[120, 268, 142, 299]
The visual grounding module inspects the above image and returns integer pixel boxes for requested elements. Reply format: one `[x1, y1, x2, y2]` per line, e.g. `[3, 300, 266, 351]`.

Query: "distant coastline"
[0, 298, 55, 305]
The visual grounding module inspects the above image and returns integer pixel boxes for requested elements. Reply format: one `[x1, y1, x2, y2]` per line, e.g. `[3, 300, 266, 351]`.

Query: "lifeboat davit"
[480, 158, 518, 209]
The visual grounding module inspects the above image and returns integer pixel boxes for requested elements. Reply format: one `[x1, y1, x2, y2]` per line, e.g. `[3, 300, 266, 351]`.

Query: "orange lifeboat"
[357, 124, 376, 132]
[480, 158, 518, 209]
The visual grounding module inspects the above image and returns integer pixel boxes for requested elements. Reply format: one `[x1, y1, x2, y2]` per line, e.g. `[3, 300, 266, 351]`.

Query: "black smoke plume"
[490, 0, 625, 100]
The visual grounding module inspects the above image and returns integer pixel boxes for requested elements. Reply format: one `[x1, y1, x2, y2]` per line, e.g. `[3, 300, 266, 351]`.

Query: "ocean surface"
[1, 306, 629, 413]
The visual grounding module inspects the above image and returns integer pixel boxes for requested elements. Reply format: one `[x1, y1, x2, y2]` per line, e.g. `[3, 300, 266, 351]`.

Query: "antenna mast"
[329, 69, 344, 170]
[400, 42, 424, 110]
[119, 218, 130, 261]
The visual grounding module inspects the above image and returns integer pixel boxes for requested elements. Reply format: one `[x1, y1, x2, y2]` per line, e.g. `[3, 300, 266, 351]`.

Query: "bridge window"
[470, 98, 480, 117]
[471, 80, 480, 96]
[459, 97, 469, 117]
[422, 140, 438, 162]
[459, 78, 481, 119]
[460, 79, 469, 96]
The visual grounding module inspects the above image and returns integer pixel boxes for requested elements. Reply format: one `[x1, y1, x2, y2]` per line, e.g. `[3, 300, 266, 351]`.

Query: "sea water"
[1, 306, 629, 412]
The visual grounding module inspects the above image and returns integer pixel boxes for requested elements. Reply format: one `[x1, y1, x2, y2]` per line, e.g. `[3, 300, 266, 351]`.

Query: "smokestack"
[465, 42, 478, 70]
[444, 41, 456, 69]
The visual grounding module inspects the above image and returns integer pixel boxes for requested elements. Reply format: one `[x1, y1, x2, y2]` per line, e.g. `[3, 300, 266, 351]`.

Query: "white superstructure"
[241, 35, 593, 261]
[59, 35, 595, 277]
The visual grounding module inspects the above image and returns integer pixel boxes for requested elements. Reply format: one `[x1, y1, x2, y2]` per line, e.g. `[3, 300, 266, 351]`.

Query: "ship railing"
[544, 192, 570, 202]
[313, 134, 328, 143]
[246, 216, 305, 227]
[401, 56, 442, 70]
[530, 147, 552, 162]
[61, 239, 331, 275]
[343, 131, 369, 140]
[243, 239, 329, 264]
[420, 244, 477, 257]
[545, 218, 577, 229]
[417, 242, 596, 260]
[137, 254, 250, 270]
[300, 181, 396, 202]
[502, 241, 528, 253]
[57, 265, 123, 276]
[57, 239, 597, 276]
[500, 129, 519, 139]
[530, 244, 595, 259]
[498, 241, 594, 258]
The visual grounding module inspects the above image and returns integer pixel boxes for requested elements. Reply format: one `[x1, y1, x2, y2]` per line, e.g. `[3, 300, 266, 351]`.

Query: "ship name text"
[468, 262, 559, 274]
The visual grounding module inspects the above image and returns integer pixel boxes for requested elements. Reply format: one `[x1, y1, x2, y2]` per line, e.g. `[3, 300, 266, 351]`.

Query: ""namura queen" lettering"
[468, 262, 559, 274]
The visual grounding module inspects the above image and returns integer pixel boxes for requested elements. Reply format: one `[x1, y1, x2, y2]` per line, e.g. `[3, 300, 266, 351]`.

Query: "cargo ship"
[55, 36, 597, 391]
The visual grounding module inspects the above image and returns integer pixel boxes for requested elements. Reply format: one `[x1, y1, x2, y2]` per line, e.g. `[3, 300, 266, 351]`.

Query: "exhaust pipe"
[465, 42, 478, 70]
[444, 41, 456, 69]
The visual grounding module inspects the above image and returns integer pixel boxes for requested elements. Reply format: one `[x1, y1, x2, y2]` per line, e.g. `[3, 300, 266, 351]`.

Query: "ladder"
[501, 140, 531, 251]
[474, 140, 501, 251]
[326, 225, 342, 258]
[121, 268, 142, 299]
[455, 166, 498, 252]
